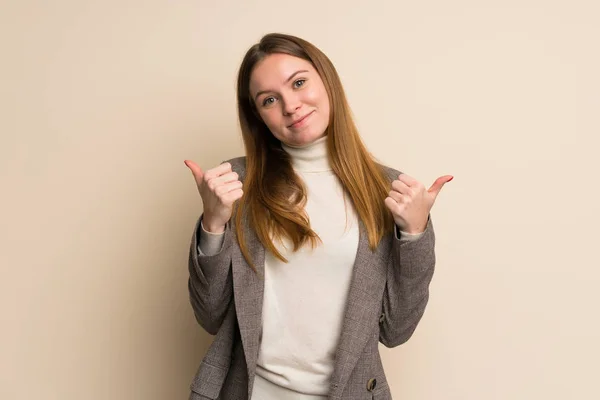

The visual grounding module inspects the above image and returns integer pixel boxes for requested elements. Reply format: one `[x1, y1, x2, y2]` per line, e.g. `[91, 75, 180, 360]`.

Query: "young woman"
[184, 32, 452, 400]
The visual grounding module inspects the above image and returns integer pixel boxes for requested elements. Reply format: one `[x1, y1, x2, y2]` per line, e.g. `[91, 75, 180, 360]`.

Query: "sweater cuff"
[394, 225, 425, 242]
[198, 219, 226, 256]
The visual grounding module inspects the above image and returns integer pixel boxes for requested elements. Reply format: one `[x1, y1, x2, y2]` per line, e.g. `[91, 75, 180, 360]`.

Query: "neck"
[281, 136, 332, 172]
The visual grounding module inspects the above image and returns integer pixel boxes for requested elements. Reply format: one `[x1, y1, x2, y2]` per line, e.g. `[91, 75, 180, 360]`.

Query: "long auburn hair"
[235, 32, 394, 272]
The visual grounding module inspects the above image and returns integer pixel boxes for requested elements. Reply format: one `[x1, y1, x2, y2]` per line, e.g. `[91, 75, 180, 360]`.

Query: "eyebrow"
[253, 70, 309, 101]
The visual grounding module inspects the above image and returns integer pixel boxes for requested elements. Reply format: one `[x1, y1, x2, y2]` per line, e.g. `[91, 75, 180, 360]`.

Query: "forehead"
[249, 53, 316, 94]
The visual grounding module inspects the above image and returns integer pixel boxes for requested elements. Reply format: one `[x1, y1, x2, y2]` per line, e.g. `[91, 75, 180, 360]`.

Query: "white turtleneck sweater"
[197, 137, 422, 399]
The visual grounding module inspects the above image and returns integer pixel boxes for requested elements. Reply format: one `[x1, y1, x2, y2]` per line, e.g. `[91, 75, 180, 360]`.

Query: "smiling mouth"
[288, 111, 314, 128]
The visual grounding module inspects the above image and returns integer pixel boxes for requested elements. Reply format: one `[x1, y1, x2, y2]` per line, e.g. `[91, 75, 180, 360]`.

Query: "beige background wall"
[2, 1, 598, 399]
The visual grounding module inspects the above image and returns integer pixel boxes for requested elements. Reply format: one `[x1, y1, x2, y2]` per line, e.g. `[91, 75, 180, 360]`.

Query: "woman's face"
[249, 53, 331, 147]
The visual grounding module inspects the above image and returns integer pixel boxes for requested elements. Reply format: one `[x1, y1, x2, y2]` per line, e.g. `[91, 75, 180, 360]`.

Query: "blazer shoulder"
[223, 156, 247, 180]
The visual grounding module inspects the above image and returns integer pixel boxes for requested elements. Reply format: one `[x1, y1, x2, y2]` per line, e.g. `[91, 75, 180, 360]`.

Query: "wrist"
[202, 215, 226, 234]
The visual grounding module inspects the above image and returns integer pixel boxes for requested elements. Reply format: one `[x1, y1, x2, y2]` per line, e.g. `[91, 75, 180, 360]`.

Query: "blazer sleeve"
[379, 214, 436, 348]
[187, 156, 246, 335]
[187, 213, 235, 335]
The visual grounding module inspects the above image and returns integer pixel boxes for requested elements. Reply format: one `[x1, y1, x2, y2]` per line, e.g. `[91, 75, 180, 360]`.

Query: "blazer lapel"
[230, 218, 265, 399]
[329, 221, 389, 397]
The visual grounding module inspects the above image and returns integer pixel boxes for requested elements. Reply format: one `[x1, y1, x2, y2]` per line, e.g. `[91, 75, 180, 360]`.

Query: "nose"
[282, 93, 301, 116]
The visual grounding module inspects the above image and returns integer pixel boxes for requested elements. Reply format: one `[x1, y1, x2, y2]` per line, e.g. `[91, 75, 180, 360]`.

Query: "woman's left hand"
[384, 173, 454, 234]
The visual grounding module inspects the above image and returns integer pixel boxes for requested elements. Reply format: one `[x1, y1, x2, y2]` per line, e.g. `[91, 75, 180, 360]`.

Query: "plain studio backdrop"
[1, 1, 598, 399]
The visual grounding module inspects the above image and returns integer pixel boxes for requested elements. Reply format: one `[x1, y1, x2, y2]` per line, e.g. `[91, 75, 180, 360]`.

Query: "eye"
[293, 79, 306, 88]
[262, 96, 276, 107]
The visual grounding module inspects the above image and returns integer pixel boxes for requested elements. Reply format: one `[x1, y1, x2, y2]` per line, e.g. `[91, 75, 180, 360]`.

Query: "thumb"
[184, 160, 204, 183]
[427, 175, 454, 197]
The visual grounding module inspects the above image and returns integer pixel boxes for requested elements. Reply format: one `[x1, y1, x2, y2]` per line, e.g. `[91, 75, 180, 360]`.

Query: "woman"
[184, 32, 452, 400]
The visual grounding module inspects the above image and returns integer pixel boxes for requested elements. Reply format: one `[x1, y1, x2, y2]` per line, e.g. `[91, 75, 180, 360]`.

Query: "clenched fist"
[184, 160, 243, 233]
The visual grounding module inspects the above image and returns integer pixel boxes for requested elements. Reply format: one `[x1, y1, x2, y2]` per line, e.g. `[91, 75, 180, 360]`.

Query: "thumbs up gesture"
[384, 173, 453, 234]
[184, 160, 244, 233]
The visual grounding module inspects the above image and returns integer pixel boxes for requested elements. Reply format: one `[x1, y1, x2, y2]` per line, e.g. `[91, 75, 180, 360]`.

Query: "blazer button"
[379, 313, 385, 324]
[367, 378, 377, 391]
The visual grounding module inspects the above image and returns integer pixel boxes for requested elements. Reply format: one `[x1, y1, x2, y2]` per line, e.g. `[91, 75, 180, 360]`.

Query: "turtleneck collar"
[281, 135, 332, 173]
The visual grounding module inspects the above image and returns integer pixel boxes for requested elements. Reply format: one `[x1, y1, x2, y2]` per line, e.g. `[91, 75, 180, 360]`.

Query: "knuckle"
[215, 186, 225, 196]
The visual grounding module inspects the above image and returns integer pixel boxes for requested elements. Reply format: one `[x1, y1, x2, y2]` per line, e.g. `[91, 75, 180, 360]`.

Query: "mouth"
[288, 111, 314, 128]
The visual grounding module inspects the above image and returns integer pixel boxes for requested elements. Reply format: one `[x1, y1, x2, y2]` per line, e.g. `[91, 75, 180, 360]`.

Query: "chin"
[295, 133, 325, 146]
[276, 126, 327, 147]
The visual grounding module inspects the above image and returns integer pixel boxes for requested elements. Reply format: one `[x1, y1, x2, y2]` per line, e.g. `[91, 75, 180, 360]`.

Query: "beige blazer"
[187, 157, 436, 400]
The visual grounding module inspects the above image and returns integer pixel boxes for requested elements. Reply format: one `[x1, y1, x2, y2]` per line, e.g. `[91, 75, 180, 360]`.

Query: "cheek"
[304, 87, 324, 104]
[317, 88, 331, 118]
[313, 84, 330, 109]
[260, 110, 283, 130]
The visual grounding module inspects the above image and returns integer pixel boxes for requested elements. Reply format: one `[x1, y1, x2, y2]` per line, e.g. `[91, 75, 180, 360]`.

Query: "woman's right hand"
[184, 160, 243, 233]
